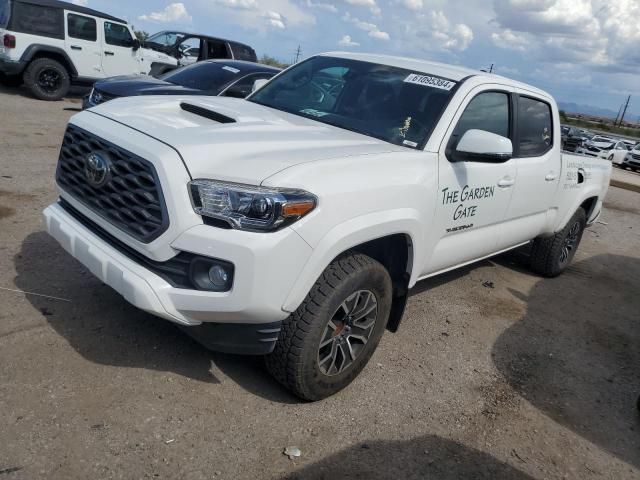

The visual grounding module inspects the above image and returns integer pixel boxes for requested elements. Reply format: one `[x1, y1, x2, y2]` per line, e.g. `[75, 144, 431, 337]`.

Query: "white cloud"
[338, 34, 360, 46]
[72, 0, 88, 6]
[342, 12, 390, 41]
[306, 0, 338, 12]
[491, 29, 529, 51]
[399, 0, 422, 10]
[139, 3, 192, 22]
[416, 11, 473, 51]
[213, 0, 259, 9]
[265, 11, 286, 28]
[343, 0, 380, 15]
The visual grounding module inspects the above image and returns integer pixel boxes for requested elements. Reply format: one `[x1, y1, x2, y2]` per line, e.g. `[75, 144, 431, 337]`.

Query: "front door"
[423, 87, 517, 275]
[65, 11, 102, 78]
[100, 21, 141, 77]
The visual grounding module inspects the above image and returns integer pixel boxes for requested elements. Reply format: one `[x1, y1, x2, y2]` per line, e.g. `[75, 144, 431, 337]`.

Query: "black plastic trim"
[177, 321, 283, 355]
[19, 44, 78, 76]
[180, 102, 236, 123]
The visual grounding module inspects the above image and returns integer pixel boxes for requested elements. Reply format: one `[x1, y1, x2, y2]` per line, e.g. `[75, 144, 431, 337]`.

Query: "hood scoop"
[180, 102, 236, 124]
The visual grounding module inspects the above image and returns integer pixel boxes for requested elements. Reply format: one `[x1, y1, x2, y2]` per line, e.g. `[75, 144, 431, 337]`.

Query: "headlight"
[189, 179, 317, 232]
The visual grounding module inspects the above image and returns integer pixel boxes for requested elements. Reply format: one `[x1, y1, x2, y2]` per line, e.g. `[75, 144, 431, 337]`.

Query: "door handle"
[70, 45, 82, 50]
[545, 172, 557, 181]
[497, 177, 515, 188]
[104, 51, 115, 56]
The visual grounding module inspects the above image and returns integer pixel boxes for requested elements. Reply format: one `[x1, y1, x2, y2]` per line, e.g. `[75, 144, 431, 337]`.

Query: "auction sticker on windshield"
[404, 74, 456, 91]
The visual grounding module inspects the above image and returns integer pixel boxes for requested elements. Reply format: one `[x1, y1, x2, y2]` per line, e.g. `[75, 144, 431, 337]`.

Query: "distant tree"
[559, 110, 568, 121]
[133, 28, 149, 42]
[260, 54, 289, 69]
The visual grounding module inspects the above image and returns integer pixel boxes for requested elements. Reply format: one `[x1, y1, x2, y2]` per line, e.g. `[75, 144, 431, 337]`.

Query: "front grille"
[60, 199, 194, 289]
[56, 125, 169, 243]
[90, 88, 117, 105]
[587, 145, 600, 152]
[632, 153, 640, 160]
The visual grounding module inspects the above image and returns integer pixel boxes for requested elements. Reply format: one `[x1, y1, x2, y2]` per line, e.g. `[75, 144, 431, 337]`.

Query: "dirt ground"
[1, 85, 639, 480]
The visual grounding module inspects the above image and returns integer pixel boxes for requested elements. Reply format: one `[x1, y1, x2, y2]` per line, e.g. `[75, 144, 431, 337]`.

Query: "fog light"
[189, 257, 234, 291]
[208, 265, 229, 288]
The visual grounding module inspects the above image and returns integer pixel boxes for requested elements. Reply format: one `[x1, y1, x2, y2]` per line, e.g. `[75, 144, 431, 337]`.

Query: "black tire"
[0, 73, 23, 87]
[266, 252, 392, 401]
[23, 58, 70, 101]
[530, 208, 586, 277]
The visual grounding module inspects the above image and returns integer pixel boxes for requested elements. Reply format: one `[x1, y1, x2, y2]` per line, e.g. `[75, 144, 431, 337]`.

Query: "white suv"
[0, 0, 176, 100]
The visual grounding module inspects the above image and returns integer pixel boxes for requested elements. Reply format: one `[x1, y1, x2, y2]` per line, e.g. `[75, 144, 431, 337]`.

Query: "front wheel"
[530, 208, 586, 277]
[266, 252, 392, 401]
[23, 58, 70, 101]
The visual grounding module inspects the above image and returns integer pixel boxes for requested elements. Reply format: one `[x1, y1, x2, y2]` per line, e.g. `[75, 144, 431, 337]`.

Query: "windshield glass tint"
[249, 56, 456, 148]
[161, 62, 242, 91]
[0, 0, 10, 29]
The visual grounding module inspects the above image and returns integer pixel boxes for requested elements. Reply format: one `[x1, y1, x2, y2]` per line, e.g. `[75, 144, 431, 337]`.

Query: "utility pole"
[489, 63, 494, 74]
[614, 103, 624, 125]
[293, 45, 302, 64]
[618, 95, 631, 127]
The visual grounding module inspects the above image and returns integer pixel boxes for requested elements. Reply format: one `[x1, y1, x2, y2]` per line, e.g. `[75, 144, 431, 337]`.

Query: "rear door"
[65, 11, 102, 78]
[424, 86, 517, 274]
[101, 21, 141, 76]
[499, 92, 558, 248]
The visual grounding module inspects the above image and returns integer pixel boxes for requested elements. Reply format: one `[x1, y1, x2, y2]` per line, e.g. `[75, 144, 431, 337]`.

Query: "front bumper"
[43, 202, 312, 329]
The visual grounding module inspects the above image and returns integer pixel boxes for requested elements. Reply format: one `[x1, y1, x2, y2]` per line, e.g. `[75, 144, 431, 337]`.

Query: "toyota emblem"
[84, 152, 110, 188]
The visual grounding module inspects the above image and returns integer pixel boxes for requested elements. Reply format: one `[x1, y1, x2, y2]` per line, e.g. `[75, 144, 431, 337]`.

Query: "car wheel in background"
[265, 252, 392, 401]
[529, 208, 586, 278]
[23, 58, 70, 101]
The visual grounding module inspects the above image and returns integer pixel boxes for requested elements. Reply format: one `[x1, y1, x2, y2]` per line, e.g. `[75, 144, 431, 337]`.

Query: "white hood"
[88, 96, 403, 184]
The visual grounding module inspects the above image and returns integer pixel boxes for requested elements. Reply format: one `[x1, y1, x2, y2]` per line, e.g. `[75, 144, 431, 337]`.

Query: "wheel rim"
[559, 221, 581, 267]
[37, 68, 61, 94]
[317, 290, 378, 376]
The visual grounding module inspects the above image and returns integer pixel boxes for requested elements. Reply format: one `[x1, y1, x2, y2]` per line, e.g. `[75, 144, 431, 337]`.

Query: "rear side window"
[9, 2, 64, 39]
[104, 21, 133, 47]
[229, 42, 257, 61]
[205, 39, 230, 59]
[67, 13, 96, 41]
[0, 0, 11, 29]
[517, 96, 553, 156]
[451, 91, 510, 147]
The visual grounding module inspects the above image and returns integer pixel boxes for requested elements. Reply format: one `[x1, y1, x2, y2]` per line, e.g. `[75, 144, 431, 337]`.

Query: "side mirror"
[224, 85, 251, 98]
[452, 129, 513, 163]
[251, 78, 269, 93]
[132, 39, 141, 51]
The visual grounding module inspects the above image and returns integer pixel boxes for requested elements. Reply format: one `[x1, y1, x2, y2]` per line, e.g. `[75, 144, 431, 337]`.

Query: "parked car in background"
[576, 139, 629, 163]
[143, 31, 257, 76]
[623, 143, 640, 171]
[562, 127, 593, 152]
[0, 0, 178, 100]
[83, 60, 280, 109]
[576, 135, 615, 156]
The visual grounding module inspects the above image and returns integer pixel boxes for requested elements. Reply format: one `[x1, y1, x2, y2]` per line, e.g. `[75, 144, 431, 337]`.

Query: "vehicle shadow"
[492, 254, 640, 469]
[13, 231, 300, 404]
[281, 434, 535, 480]
[0, 83, 89, 101]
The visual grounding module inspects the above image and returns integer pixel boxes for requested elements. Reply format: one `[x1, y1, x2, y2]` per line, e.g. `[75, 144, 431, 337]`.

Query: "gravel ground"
[1, 85, 639, 480]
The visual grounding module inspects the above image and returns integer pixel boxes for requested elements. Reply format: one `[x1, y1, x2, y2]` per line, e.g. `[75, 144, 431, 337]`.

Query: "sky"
[73, 0, 640, 119]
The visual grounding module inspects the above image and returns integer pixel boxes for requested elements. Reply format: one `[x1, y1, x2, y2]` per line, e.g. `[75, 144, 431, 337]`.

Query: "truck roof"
[322, 51, 551, 99]
[15, 0, 127, 24]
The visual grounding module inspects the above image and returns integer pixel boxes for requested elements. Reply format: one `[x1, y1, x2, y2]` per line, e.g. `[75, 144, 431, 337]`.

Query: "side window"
[10, 2, 64, 39]
[67, 13, 96, 42]
[104, 22, 133, 47]
[205, 40, 230, 59]
[451, 91, 510, 147]
[517, 96, 553, 156]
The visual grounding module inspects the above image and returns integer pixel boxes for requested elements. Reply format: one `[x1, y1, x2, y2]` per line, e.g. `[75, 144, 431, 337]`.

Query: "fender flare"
[20, 45, 78, 77]
[282, 208, 423, 313]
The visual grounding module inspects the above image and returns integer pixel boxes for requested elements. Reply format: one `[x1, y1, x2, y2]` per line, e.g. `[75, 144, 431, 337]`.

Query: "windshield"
[0, 0, 10, 29]
[161, 62, 243, 91]
[147, 31, 186, 47]
[249, 56, 457, 149]
[592, 136, 611, 142]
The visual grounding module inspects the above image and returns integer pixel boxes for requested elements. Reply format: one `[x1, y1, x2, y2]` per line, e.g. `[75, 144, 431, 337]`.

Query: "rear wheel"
[530, 208, 586, 277]
[23, 58, 70, 101]
[265, 252, 392, 401]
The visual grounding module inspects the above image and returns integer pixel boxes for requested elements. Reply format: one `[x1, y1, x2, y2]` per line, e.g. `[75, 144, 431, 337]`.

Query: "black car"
[83, 60, 280, 109]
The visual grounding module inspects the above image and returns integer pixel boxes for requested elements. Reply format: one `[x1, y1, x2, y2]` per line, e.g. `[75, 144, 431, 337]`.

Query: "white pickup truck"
[43, 52, 611, 400]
